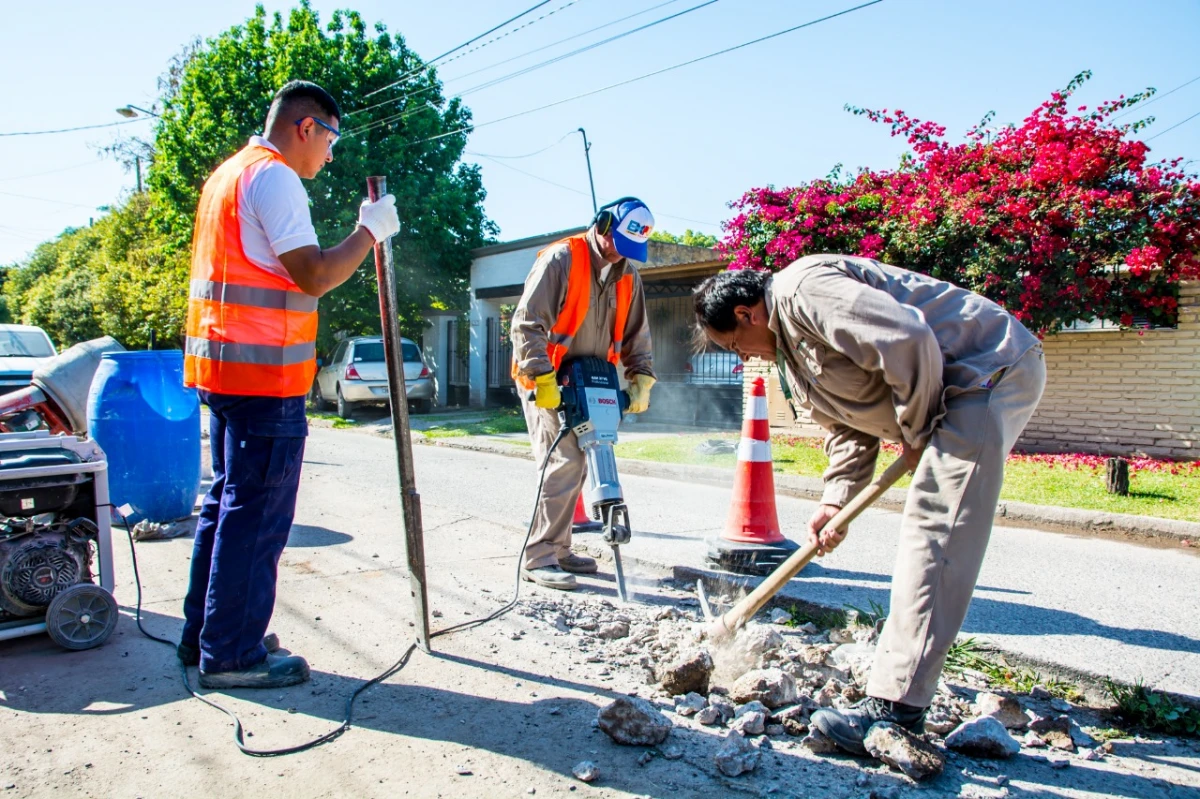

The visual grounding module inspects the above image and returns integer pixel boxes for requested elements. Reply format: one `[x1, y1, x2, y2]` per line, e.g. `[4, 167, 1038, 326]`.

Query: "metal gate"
[445, 318, 470, 407]
[485, 316, 516, 405]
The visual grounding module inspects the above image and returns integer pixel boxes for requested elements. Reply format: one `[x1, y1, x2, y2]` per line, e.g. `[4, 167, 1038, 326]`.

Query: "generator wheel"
[45, 584, 118, 650]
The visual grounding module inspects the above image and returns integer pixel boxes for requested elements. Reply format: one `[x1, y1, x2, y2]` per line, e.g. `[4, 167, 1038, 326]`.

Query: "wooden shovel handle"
[707, 457, 910, 640]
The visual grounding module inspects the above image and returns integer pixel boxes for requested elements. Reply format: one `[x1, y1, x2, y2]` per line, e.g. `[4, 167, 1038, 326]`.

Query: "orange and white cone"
[707, 376, 798, 575]
[572, 492, 603, 533]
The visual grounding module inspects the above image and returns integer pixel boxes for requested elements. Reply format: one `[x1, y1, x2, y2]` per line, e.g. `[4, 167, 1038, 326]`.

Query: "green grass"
[783, 604, 848, 630]
[307, 410, 362, 429]
[1105, 678, 1200, 737]
[421, 408, 528, 439]
[613, 434, 1200, 522]
[944, 637, 1082, 700]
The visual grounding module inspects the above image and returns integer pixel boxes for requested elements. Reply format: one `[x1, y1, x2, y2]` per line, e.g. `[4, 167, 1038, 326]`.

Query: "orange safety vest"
[511, 234, 634, 390]
[184, 145, 319, 398]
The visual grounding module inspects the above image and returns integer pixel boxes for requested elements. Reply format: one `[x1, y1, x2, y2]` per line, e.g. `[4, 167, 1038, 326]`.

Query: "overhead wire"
[0, 118, 148, 137]
[346, 0, 884, 143]
[1147, 109, 1200, 141]
[434, 0, 586, 70]
[1111, 74, 1200, 121]
[362, 0, 557, 100]
[447, 0, 685, 85]
[0, 159, 106, 182]
[358, 0, 720, 124]
[464, 129, 577, 159]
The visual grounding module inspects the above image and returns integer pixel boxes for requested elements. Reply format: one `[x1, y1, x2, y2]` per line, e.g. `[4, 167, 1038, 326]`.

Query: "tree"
[149, 2, 495, 349]
[721, 72, 1200, 334]
[650, 229, 719, 248]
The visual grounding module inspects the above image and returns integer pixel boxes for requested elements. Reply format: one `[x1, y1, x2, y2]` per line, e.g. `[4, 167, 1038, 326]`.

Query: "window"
[331, 340, 349, 365]
[401, 342, 422, 363]
[353, 342, 385, 362]
[0, 329, 55, 358]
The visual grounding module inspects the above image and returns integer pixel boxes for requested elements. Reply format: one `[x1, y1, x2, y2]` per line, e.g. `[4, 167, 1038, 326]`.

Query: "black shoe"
[198, 654, 310, 689]
[810, 697, 927, 756]
[178, 633, 282, 667]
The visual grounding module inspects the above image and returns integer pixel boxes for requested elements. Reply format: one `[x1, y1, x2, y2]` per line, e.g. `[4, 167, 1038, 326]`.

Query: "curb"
[414, 434, 1200, 544]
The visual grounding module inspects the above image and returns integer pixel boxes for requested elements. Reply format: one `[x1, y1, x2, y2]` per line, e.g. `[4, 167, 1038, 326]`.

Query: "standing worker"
[511, 197, 658, 591]
[180, 80, 400, 689]
[693, 255, 1045, 753]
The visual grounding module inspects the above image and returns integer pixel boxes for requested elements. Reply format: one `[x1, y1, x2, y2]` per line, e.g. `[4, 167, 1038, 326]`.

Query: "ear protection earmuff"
[593, 196, 642, 236]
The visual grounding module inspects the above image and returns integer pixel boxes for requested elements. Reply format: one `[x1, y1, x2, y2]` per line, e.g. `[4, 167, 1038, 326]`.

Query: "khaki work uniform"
[769, 255, 1045, 707]
[511, 230, 655, 570]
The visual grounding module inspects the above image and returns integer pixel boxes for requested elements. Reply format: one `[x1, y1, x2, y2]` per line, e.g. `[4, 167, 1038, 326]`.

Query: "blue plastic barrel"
[86, 351, 201, 523]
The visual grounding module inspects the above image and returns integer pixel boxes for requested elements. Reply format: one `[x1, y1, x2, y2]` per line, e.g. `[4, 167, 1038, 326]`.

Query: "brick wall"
[1021, 281, 1199, 460]
[751, 281, 1199, 460]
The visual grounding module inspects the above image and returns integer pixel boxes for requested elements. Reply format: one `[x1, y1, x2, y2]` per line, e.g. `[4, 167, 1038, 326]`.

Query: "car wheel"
[336, 385, 352, 419]
[410, 398, 432, 415]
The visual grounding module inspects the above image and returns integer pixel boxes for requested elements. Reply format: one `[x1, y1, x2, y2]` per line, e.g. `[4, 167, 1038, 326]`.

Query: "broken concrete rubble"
[597, 697, 672, 746]
[673, 692, 707, 717]
[945, 717, 1022, 759]
[729, 668, 798, 709]
[714, 731, 760, 777]
[571, 761, 600, 783]
[972, 692, 1031, 730]
[658, 649, 714, 696]
[863, 722, 947, 781]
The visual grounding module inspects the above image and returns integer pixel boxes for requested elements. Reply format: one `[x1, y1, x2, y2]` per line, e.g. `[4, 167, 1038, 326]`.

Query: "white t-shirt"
[237, 136, 319, 282]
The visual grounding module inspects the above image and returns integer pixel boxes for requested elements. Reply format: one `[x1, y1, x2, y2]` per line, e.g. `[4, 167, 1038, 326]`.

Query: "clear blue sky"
[1, 0, 1198, 264]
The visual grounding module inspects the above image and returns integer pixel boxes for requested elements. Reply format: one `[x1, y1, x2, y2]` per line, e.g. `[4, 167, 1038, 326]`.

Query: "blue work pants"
[180, 392, 307, 673]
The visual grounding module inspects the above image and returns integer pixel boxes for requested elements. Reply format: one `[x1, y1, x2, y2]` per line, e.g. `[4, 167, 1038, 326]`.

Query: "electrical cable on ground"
[346, 0, 883, 142]
[121, 424, 569, 756]
[363, 0, 557, 100]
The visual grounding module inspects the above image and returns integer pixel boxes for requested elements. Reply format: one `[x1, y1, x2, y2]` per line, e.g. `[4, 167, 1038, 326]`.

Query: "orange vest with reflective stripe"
[184, 145, 319, 398]
[511, 234, 634, 390]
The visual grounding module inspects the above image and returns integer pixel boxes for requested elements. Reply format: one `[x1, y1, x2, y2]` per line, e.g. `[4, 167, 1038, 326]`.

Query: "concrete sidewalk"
[403, 431, 1200, 701]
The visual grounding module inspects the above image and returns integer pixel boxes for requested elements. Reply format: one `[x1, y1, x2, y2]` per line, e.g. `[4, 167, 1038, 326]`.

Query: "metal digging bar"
[367, 176, 431, 653]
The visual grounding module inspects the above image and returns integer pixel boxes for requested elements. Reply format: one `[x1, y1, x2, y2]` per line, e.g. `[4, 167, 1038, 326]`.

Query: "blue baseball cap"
[608, 198, 655, 262]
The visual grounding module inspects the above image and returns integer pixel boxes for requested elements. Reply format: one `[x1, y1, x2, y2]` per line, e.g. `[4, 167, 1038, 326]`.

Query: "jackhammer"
[556, 357, 634, 602]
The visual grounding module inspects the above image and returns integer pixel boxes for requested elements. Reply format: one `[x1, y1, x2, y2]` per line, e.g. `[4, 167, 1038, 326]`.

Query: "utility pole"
[578, 127, 597, 216]
[135, 156, 142, 193]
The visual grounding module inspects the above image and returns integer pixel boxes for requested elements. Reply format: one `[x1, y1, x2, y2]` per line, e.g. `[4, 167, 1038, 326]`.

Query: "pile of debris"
[518, 587, 1114, 784]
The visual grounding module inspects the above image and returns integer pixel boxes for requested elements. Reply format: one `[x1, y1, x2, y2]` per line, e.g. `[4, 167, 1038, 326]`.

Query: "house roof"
[472, 229, 728, 279]
[470, 227, 588, 258]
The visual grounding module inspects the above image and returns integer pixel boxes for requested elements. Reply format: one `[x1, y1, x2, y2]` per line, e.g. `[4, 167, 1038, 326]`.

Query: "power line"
[458, 0, 721, 99]
[0, 159, 106, 182]
[362, 1, 557, 100]
[356, 0, 719, 127]
[448, 0, 685, 85]
[435, 0, 586, 70]
[348, 0, 883, 144]
[465, 130, 577, 159]
[0, 189, 103, 209]
[1147, 109, 1200, 141]
[1112, 74, 1200, 121]
[0, 118, 147, 138]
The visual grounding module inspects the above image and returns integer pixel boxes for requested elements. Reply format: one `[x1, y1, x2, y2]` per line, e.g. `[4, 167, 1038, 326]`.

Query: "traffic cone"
[707, 376, 798, 575]
[572, 492, 603, 533]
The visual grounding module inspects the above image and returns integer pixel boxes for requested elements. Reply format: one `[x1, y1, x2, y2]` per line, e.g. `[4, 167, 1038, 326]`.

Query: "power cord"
[113, 421, 569, 757]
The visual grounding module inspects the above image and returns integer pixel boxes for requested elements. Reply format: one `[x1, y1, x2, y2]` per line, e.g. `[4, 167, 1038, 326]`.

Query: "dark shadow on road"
[287, 525, 354, 547]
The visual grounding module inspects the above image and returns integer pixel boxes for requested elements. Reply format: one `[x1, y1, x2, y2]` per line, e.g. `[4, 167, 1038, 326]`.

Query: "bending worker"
[181, 80, 400, 689]
[510, 197, 658, 591]
[693, 255, 1045, 754]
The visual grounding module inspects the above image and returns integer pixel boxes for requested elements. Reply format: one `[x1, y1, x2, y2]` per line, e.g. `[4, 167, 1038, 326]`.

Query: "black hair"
[266, 80, 341, 129]
[692, 268, 771, 333]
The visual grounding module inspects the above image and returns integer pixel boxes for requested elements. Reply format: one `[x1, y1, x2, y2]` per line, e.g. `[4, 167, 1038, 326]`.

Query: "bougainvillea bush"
[720, 71, 1200, 334]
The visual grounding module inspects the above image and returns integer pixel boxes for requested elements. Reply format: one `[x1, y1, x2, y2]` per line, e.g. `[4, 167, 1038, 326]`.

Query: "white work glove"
[358, 194, 400, 242]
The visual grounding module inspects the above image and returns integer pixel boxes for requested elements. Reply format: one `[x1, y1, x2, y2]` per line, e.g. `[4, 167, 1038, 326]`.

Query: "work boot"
[557, 553, 598, 574]
[810, 697, 927, 756]
[198, 654, 311, 689]
[520, 565, 578, 591]
[177, 633, 281, 667]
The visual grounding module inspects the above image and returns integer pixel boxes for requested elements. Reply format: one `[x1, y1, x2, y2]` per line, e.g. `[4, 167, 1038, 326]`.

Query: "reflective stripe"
[737, 438, 772, 463]
[190, 279, 318, 313]
[186, 336, 315, 366]
[548, 332, 574, 347]
[746, 395, 768, 420]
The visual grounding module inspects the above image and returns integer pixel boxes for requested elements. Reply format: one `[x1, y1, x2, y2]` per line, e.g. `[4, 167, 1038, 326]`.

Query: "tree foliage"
[721, 72, 1200, 334]
[649, 228, 719, 248]
[5, 2, 494, 352]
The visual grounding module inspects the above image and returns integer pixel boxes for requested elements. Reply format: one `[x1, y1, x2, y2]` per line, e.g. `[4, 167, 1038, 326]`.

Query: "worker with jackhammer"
[510, 197, 658, 591]
[693, 256, 1045, 755]
[180, 80, 400, 689]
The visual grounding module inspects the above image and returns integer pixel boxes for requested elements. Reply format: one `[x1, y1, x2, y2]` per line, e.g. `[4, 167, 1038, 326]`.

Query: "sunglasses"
[294, 116, 340, 149]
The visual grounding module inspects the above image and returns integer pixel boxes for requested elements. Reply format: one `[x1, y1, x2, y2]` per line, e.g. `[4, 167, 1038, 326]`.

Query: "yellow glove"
[627, 374, 656, 414]
[533, 371, 561, 409]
